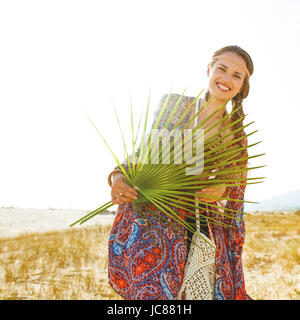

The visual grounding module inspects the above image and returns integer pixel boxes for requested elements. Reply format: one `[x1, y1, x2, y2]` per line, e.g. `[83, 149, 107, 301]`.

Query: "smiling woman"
[107, 45, 255, 300]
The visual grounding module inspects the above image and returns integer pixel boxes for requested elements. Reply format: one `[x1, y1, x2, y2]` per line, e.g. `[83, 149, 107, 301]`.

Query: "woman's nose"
[220, 77, 232, 88]
[221, 75, 231, 83]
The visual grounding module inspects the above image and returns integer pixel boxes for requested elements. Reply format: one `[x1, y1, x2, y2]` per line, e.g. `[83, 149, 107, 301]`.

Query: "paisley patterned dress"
[108, 93, 252, 300]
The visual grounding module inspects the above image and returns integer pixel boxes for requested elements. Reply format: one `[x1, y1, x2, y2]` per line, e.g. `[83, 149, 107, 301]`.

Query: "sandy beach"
[0, 209, 299, 299]
[0, 208, 115, 238]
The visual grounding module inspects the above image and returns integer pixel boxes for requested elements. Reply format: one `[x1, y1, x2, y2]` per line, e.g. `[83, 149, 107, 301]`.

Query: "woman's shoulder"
[158, 93, 195, 106]
[153, 93, 195, 128]
[155, 93, 196, 117]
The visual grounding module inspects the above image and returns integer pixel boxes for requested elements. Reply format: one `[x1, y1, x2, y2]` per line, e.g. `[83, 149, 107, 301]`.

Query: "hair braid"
[231, 91, 248, 170]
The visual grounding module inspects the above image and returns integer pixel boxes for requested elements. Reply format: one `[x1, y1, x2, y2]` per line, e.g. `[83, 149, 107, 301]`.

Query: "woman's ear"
[206, 63, 211, 77]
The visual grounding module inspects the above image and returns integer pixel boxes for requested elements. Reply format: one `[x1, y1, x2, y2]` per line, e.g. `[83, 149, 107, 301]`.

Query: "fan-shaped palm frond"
[70, 89, 265, 246]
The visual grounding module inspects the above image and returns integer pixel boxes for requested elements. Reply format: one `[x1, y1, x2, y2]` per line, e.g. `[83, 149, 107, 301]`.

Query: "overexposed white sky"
[0, 0, 299, 210]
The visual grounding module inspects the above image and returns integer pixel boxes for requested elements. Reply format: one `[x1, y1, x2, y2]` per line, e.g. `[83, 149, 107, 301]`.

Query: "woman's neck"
[200, 95, 229, 118]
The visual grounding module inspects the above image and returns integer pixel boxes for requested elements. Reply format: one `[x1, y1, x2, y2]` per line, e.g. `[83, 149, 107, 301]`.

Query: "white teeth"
[217, 83, 230, 91]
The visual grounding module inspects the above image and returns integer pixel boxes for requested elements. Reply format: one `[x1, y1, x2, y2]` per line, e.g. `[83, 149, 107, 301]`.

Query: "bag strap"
[194, 96, 200, 128]
[195, 97, 201, 232]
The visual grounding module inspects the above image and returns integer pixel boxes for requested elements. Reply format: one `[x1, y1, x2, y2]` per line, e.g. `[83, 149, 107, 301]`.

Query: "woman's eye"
[218, 67, 241, 79]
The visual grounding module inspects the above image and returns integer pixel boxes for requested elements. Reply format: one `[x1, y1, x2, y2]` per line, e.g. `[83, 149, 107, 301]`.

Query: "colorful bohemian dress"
[108, 93, 252, 300]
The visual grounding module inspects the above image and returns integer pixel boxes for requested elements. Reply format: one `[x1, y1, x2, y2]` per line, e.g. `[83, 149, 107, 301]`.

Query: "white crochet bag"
[177, 210, 216, 300]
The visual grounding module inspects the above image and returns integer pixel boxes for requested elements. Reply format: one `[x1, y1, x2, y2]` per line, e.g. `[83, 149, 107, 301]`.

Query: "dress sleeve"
[115, 93, 171, 173]
[115, 93, 193, 173]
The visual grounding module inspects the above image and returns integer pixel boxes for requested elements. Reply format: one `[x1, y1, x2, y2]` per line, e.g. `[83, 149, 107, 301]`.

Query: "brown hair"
[205, 45, 254, 174]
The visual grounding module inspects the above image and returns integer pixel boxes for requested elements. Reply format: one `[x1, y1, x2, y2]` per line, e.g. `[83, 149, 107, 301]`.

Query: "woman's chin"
[211, 90, 231, 102]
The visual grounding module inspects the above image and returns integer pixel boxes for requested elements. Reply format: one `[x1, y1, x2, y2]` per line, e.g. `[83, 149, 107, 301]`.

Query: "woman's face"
[207, 52, 247, 102]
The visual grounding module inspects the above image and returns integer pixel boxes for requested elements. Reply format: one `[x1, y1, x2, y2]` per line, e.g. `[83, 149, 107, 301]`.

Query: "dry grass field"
[0, 211, 299, 300]
[243, 211, 300, 300]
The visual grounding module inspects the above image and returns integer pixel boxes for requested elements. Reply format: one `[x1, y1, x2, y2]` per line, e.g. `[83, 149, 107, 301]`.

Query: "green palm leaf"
[70, 89, 265, 246]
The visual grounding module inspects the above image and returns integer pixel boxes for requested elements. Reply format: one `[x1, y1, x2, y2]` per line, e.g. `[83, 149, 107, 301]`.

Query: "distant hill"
[245, 190, 300, 212]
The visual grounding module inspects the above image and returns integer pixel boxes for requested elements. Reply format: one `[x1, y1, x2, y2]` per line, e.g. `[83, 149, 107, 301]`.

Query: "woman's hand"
[195, 184, 227, 203]
[110, 173, 138, 205]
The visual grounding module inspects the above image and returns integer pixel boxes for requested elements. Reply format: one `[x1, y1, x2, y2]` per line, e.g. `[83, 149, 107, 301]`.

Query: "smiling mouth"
[216, 82, 231, 92]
